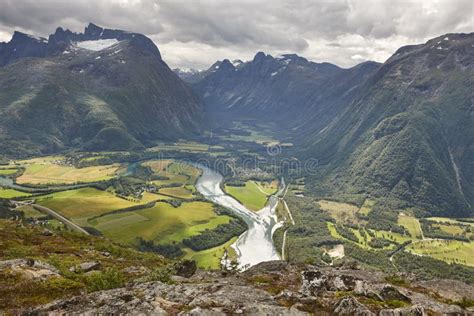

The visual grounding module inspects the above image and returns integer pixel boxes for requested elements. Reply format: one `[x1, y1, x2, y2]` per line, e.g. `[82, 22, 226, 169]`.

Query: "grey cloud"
[0, 0, 472, 69]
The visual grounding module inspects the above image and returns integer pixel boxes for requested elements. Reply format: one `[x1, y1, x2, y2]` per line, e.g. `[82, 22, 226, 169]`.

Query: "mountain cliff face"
[191, 53, 380, 131]
[301, 33, 474, 216]
[0, 23, 204, 156]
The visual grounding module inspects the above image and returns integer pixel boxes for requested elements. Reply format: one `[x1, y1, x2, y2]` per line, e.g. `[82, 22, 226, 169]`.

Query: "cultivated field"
[318, 200, 360, 224]
[35, 188, 138, 225]
[16, 161, 120, 185]
[398, 213, 423, 238]
[407, 240, 474, 266]
[184, 237, 238, 270]
[89, 201, 226, 245]
[0, 169, 18, 176]
[158, 186, 194, 199]
[225, 181, 270, 211]
[0, 189, 30, 199]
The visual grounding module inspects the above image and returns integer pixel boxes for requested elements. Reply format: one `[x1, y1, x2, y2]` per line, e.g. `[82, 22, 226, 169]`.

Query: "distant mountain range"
[0, 23, 204, 156]
[177, 33, 474, 216]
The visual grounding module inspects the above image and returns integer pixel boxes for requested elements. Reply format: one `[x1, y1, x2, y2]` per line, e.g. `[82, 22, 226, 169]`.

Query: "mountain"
[192, 53, 380, 133]
[301, 33, 474, 216]
[192, 34, 473, 217]
[0, 23, 204, 157]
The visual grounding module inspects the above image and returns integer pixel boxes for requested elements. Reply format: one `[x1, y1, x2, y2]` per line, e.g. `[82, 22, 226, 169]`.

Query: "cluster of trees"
[284, 196, 340, 264]
[335, 225, 359, 243]
[136, 237, 184, 259]
[77, 156, 113, 168]
[420, 219, 472, 241]
[368, 238, 392, 249]
[183, 218, 247, 251]
[395, 251, 474, 284]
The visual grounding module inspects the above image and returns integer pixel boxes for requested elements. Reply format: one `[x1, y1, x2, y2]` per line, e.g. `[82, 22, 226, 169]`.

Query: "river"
[195, 164, 284, 269]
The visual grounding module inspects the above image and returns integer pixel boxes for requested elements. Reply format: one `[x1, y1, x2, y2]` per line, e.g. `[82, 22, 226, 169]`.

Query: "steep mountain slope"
[192, 53, 380, 130]
[0, 24, 204, 157]
[303, 33, 474, 216]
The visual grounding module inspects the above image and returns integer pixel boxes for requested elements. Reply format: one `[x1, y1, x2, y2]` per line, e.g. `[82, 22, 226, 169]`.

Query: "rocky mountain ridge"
[0, 23, 204, 156]
[28, 261, 474, 315]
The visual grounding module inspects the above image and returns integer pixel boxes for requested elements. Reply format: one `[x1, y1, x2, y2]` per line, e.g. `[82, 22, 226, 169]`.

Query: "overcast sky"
[0, 0, 472, 69]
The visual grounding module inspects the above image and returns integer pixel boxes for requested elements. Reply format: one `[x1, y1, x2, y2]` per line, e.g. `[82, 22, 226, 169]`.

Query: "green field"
[426, 217, 474, 228]
[0, 188, 30, 199]
[255, 180, 279, 195]
[0, 189, 31, 199]
[17, 161, 120, 185]
[358, 199, 374, 215]
[225, 181, 269, 211]
[327, 222, 408, 250]
[144, 160, 201, 187]
[407, 240, 474, 266]
[398, 213, 423, 238]
[17, 205, 44, 218]
[0, 169, 17, 176]
[88, 201, 226, 245]
[318, 200, 360, 224]
[158, 186, 194, 199]
[184, 237, 238, 270]
[36, 188, 138, 225]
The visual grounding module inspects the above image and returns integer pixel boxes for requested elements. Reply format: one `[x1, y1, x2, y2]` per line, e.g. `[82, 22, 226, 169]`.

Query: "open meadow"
[16, 157, 121, 185]
[88, 201, 228, 245]
[225, 181, 271, 211]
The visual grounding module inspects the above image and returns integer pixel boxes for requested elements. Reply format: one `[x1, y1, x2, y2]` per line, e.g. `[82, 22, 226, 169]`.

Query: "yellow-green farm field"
[143, 160, 201, 186]
[225, 181, 270, 211]
[255, 180, 279, 195]
[318, 200, 359, 224]
[426, 217, 474, 228]
[0, 168, 17, 176]
[407, 240, 474, 267]
[184, 237, 238, 270]
[398, 213, 423, 238]
[36, 188, 138, 225]
[158, 186, 194, 199]
[0, 189, 30, 199]
[88, 201, 228, 245]
[16, 162, 121, 185]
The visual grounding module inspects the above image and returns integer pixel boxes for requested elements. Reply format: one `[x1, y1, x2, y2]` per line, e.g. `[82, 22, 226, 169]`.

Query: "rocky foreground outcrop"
[28, 261, 473, 315]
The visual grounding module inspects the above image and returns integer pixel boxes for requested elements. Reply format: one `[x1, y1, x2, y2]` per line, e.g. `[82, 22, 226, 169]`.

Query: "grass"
[17, 205, 44, 219]
[147, 141, 211, 152]
[225, 181, 269, 211]
[144, 160, 201, 186]
[0, 219, 168, 312]
[398, 213, 423, 238]
[372, 230, 413, 244]
[36, 188, 138, 225]
[318, 200, 360, 224]
[358, 199, 374, 215]
[407, 240, 474, 267]
[184, 237, 238, 270]
[16, 163, 120, 185]
[89, 201, 223, 245]
[433, 223, 464, 235]
[426, 217, 474, 228]
[0, 168, 17, 175]
[255, 180, 279, 195]
[0, 189, 31, 199]
[327, 223, 403, 250]
[158, 186, 194, 199]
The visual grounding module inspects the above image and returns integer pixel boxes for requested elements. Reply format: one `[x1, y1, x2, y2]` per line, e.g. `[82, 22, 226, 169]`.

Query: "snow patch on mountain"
[76, 39, 119, 51]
